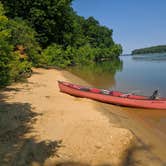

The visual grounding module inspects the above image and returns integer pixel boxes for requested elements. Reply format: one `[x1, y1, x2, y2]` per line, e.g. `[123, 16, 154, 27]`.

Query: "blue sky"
[72, 0, 166, 54]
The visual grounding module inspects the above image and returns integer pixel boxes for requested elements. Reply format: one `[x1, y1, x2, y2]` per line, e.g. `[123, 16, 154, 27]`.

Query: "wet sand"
[0, 68, 134, 166]
[95, 103, 166, 166]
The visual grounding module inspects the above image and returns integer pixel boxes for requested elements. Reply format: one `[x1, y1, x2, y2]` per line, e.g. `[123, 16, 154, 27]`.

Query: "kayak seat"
[111, 91, 122, 97]
[80, 87, 90, 91]
[101, 89, 110, 95]
[90, 88, 101, 93]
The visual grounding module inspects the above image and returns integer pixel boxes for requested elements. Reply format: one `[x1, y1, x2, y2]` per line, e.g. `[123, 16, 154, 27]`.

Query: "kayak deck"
[58, 81, 166, 109]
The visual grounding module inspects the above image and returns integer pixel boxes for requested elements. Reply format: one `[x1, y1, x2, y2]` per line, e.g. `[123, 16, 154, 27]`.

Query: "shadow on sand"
[0, 95, 62, 166]
[125, 136, 166, 166]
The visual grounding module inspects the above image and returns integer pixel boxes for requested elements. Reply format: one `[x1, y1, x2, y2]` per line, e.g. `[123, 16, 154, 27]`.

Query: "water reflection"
[68, 58, 123, 88]
[69, 54, 166, 96]
[132, 53, 166, 62]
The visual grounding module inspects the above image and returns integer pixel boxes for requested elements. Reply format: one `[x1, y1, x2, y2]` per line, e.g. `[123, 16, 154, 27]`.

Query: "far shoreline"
[132, 45, 166, 55]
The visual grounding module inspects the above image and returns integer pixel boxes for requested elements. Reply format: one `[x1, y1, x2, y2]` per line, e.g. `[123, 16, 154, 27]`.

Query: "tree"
[0, 3, 14, 85]
[1, 0, 74, 47]
[80, 16, 114, 48]
[8, 18, 41, 65]
[0, 3, 32, 86]
[41, 44, 71, 68]
[0, 0, 123, 74]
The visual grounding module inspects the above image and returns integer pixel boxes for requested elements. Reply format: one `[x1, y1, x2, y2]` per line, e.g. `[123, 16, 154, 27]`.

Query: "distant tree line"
[132, 45, 166, 55]
[0, 0, 122, 87]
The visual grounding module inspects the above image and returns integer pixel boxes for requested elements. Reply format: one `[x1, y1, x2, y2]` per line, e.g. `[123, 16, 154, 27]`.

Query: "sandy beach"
[0, 68, 135, 166]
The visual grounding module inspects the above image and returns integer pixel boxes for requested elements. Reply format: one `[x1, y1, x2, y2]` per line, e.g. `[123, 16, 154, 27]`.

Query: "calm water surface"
[69, 53, 166, 96]
[115, 54, 166, 97]
[69, 53, 166, 163]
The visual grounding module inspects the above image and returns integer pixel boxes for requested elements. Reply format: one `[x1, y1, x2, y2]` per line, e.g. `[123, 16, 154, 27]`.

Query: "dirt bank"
[0, 68, 134, 166]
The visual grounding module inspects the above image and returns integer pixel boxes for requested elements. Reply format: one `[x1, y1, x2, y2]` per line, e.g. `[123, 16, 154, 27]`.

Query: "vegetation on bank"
[0, 0, 122, 87]
[132, 45, 166, 55]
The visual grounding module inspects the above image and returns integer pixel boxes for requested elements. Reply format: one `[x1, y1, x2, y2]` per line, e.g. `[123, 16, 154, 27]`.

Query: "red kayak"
[58, 81, 166, 109]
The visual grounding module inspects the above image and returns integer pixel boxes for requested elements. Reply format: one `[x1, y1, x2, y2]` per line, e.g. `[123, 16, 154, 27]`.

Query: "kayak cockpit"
[58, 81, 150, 100]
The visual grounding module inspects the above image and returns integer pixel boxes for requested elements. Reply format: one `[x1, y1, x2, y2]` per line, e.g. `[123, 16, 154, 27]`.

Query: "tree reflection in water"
[68, 58, 123, 89]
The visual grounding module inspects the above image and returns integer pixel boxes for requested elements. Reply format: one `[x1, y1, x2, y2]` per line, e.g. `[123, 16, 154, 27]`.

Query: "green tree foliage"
[39, 14, 123, 67]
[1, 0, 74, 47]
[1, 0, 122, 54]
[41, 44, 95, 68]
[0, 3, 16, 86]
[74, 45, 95, 64]
[70, 16, 122, 62]
[0, 3, 32, 86]
[94, 44, 122, 62]
[8, 18, 41, 65]
[132, 45, 166, 55]
[0, 0, 123, 87]
[0, 12, 13, 85]
[81, 17, 114, 48]
[41, 44, 71, 68]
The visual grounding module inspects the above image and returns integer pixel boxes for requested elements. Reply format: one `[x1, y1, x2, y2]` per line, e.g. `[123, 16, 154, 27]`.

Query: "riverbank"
[0, 68, 134, 166]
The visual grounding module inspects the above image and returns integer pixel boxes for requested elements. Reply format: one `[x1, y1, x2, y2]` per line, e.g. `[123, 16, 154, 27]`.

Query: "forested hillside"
[132, 45, 166, 54]
[0, 0, 122, 87]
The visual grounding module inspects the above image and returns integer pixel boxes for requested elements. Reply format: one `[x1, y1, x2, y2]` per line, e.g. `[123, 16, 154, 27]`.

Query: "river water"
[68, 53, 166, 165]
[115, 54, 166, 96]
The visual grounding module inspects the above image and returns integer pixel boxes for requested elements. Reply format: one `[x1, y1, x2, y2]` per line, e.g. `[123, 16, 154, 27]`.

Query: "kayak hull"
[58, 81, 166, 109]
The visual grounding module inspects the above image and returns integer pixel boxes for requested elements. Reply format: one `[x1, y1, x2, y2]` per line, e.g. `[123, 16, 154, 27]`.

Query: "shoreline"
[62, 69, 166, 165]
[0, 68, 135, 166]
